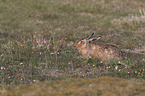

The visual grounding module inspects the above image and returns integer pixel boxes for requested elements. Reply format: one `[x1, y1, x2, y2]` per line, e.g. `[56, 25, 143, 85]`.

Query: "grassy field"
[0, 0, 145, 95]
[1, 77, 145, 96]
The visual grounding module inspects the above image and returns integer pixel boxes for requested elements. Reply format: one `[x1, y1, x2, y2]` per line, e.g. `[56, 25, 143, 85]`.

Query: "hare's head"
[75, 33, 101, 50]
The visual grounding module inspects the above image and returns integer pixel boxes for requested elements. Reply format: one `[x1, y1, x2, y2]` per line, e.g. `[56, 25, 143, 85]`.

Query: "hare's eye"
[81, 40, 84, 43]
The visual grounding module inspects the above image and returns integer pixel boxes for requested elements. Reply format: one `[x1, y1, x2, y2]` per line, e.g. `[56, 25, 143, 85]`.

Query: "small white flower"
[1, 54, 4, 57]
[20, 62, 23, 65]
[128, 72, 130, 73]
[40, 52, 42, 55]
[93, 65, 95, 67]
[50, 53, 55, 54]
[33, 80, 37, 82]
[115, 66, 118, 70]
[33, 80, 36, 82]
[1, 67, 5, 70]
[135, 71, 137, 73]
[119, 69, 121, 71]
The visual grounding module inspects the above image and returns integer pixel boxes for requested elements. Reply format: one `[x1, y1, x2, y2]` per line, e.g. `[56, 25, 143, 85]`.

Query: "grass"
[0, 0, 145, 95]
[1, 77, 145, 96]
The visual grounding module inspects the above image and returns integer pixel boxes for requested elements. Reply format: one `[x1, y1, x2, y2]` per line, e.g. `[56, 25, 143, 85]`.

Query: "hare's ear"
[86, 33, 94, 38]
[89, 36, 101, 41]
[89, 33, 94, 38]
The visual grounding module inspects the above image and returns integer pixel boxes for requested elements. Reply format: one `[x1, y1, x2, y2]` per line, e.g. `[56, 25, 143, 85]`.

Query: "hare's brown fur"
[75, 33, 123, 61]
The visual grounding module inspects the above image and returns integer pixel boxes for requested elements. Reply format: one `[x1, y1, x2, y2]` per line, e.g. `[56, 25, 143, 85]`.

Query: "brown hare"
[75, 33, 123, 61]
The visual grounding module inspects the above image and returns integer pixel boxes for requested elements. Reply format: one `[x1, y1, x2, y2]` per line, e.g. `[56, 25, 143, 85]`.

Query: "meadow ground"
[0, 0, 145, 95]
[1, 77, 145, 96]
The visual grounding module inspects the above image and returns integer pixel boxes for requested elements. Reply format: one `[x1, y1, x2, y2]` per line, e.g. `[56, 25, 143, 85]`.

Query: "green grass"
[0, 0, 145, 94]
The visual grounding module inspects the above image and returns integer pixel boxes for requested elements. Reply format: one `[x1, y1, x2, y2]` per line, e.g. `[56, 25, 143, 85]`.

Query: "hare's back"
[94, 42, 123, 56]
